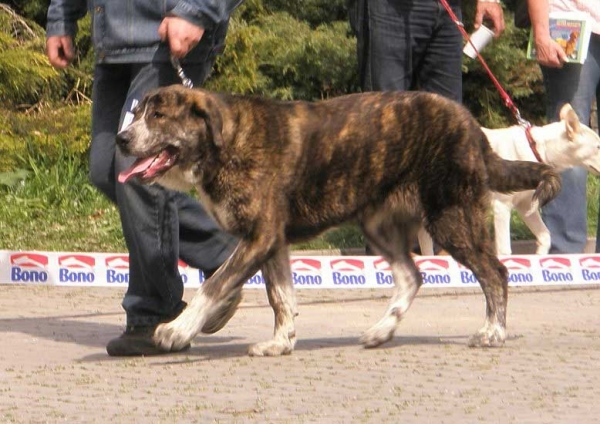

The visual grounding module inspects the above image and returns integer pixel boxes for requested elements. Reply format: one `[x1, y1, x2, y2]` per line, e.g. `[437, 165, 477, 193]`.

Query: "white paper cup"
[463, 25, 494, 59]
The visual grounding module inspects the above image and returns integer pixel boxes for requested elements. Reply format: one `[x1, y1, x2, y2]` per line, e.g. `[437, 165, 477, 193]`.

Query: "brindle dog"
[116, 86, 560, 356]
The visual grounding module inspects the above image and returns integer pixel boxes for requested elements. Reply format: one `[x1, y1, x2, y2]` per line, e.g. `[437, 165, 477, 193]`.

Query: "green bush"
[0, 5, 65, 106]
[0, 1, 598, 253]
[0, 104, 91, 172]
[208, 12, 358, 100]
[264, 0, 348, 28]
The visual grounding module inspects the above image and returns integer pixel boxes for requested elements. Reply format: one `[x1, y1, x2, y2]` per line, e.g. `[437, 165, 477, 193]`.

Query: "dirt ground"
[0, 284, 599, 424]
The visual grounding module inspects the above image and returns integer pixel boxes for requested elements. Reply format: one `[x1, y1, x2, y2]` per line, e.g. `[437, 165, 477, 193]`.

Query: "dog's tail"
[481, 131, 561, 214]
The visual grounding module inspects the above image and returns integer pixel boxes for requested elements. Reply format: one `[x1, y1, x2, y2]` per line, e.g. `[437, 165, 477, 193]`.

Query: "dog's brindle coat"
[116, 86, 560, 356]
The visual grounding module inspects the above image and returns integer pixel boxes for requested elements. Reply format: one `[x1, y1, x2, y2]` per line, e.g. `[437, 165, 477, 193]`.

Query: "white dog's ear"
[559, 103, 580, 141]
[191, 94, 224, 148]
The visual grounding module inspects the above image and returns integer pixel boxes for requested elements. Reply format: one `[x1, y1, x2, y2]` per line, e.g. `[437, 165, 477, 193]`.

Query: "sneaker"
[106, 325, 190, 357]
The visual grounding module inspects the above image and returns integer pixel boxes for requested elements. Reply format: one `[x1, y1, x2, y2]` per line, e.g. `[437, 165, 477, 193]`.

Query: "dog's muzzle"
[116, 130, 131, 151]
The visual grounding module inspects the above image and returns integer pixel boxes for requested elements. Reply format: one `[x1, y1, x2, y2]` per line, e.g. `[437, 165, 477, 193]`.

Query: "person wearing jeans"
[348, 0, 504, 100]
[527, 0, 600, 253]
[46, 0, 242, 356]
[347, 0, 504, 254]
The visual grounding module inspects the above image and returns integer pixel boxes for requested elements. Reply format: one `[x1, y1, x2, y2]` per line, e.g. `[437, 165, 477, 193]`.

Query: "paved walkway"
[1, 284, 598, 423]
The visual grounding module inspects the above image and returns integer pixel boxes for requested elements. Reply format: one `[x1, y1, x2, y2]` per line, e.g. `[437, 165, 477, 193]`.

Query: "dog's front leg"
[248, 245, 297, 356]
[153, 240, 270, 352]
[514, 197, 551, 254]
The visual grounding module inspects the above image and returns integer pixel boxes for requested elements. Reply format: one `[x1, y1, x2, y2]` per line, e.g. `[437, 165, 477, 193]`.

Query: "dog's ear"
[191, 94, 225, 148]
[143, 89, 165, 109]
[559, 103, 580, 141]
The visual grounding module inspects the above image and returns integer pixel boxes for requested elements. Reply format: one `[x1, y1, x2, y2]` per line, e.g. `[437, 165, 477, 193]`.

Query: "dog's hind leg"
[248, 245, 298, 356]
[429, 208, 508, 347]
[460, 252, 508, 348]
[492, 197, 515, 256]
[417, 226, 435, 256]
[359, 213, 423, 348]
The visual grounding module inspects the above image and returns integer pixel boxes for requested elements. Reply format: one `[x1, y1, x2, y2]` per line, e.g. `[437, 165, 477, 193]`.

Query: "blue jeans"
[349, 0, 463, 102]
[90, 63, 238, 327]
[540, 33, 600, 253]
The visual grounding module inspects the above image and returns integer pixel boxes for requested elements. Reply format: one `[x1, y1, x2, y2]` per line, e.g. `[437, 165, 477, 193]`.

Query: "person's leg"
[541, 35, 599, 253]
[357, 0, 455, 256]
[89, 65, 130, 204]
[115, 62, 237, 326]
[596, 77, 600, 252]
[358, 0, 425, 91]
[359, 0, 461, 99]
[98, 62, 237, 355]
[542, 167, 588, 253]
[416, 0, 463, 102]
[577, 35, 600, 252]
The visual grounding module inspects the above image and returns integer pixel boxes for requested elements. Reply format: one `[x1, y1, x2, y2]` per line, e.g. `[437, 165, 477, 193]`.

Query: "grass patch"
[0, 144, 125, 252]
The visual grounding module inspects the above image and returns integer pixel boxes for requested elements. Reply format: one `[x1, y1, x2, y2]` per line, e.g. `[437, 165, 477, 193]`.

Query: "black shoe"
[106, 325, 191, 357]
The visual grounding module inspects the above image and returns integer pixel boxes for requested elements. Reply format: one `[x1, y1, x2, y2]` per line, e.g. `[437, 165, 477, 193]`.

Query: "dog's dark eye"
[152, 111, 165, 119]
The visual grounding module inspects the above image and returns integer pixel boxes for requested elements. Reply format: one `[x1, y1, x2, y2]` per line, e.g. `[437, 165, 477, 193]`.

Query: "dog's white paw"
[153, 309, 203, 351]
[360, 315, 398, 348]
[467, 325, 506, 348]
[248, 339, 294, 357]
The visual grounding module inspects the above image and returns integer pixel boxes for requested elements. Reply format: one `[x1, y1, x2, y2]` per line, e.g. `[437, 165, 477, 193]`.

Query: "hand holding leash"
[159, 16, 204, 58]
[439, 0, 531, 130]
[160, 15, 203, 88]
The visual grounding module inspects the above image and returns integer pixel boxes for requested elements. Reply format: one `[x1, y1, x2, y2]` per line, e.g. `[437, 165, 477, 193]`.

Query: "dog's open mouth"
[118, 147, 179, 184]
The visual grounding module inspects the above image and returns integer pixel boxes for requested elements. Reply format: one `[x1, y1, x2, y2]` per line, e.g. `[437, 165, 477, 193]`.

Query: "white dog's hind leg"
[417, 227, 435, 256]
[248, 246, 298, 356]
[492, 197, 514, 256]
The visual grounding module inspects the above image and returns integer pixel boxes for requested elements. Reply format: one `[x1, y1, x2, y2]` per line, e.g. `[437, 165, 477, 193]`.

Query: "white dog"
[419, 104, 600, 256]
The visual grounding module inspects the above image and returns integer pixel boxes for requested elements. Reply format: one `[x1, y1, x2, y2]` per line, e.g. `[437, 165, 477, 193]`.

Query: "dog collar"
[524, 126, 544, 163]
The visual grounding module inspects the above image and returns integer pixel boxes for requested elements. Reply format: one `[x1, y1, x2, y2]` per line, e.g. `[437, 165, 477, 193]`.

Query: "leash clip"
[514, 109, 532, 129]
[170, 55, 194, 89]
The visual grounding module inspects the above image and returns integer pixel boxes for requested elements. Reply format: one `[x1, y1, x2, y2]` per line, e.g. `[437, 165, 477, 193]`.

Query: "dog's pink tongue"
[118, 156, 157, 183]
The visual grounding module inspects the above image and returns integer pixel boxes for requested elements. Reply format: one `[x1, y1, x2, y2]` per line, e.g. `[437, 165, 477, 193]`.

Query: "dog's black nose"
[116, 131, 130, 148]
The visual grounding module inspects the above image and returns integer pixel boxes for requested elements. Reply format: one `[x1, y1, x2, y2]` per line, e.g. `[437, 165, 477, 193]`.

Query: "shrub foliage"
[5, 1, 593, 252]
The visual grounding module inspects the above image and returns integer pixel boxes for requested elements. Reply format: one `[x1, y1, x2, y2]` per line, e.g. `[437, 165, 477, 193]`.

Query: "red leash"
[524, 127, 543, 162]
[438, 0, 544, 162]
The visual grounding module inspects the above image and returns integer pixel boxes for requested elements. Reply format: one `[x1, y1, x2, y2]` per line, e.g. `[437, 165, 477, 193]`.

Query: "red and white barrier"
[1, 250, 600, 289]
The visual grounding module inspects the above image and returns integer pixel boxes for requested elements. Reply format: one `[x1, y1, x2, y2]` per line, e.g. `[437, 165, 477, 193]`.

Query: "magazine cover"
[527, 11, 592, 64]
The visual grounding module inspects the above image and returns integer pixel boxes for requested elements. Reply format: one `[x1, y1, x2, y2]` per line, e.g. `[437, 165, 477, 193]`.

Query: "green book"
[527, 11, 593, 64]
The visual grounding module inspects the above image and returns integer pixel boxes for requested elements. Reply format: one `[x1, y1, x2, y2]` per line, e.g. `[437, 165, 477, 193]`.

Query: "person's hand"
[46, 35, 75, 69]
[158, 16, 205, 58]
[474, 1, 505, 38]
[535, 37, 568, 68]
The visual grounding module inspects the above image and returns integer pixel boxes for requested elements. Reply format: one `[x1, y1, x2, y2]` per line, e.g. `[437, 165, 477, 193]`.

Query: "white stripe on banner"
[1, 250, 600, 289]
